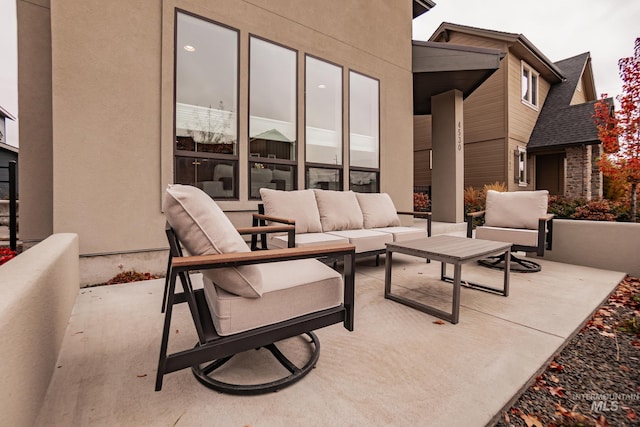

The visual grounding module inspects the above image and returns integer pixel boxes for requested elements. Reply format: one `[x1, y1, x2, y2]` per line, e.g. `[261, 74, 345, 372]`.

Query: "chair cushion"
[476, 226, 539, 248]
[325, 229, 393, 253]
[313, 190, 364, 231]
[163, 184, 263, 298]
[484, 190, 549, 230]
[356, 193, 401, 228]
[268, 232, 350, 249]
[371, 226, 426, 242]
[260, 188, 323, 233]
[204, 259, 343, 336]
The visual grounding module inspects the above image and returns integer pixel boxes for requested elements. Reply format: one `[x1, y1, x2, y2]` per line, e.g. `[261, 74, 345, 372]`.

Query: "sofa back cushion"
[313, 190, 364, 231]
[163, 184, 263, 298]
[355, 192, 401, 228]
[484, 190, 549, 230]
[260, 188, 323, 233]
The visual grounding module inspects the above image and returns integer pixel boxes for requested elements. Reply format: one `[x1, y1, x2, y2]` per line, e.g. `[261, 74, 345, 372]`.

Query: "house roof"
[413, 0, 436, 18]
[413, 41, 504, 115]
[529, 52, 607, 150]
[250, 128, 292, 143]
[0, 105, 16, 121]
[0, 142, 19, 155]
[428, 22, 565, 84]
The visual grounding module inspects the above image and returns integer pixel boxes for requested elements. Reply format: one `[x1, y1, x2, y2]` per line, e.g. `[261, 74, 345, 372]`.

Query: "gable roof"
[428, 22, 565, 83]
[0, 105, 16, 121]
[529, 52, 606, 150]
[413, 0, 436, 18]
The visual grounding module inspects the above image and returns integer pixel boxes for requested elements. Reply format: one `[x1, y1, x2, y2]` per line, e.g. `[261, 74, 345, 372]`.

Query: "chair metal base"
[191, 332, 320, 395]
[478, 253, 541, 273]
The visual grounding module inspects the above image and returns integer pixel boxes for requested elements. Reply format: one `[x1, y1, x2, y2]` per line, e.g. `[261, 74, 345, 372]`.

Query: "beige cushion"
[313, 190, 364, 231]
[476, 226, 539, 247]
[204, 259, 343, 336]
[356, 193, 401, 228]
[163, 184, 263, 298]
[372, 226, 426, 242]
[326, 229, 393, 253]
[260, 188, 323, 233]
[484, 190, 549, 230]
[268, 232, 350, 249]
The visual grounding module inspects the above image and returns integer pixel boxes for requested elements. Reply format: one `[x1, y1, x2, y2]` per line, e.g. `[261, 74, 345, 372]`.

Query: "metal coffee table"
[384, 235, 512, 324]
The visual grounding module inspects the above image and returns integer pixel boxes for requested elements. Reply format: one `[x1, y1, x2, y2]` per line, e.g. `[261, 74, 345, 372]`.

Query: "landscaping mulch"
[495, 275, 640, 427]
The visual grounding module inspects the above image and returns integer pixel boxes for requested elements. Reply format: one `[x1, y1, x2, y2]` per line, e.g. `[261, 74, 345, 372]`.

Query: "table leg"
[440, 261, 446, 280]
[451, 262, 462, 324]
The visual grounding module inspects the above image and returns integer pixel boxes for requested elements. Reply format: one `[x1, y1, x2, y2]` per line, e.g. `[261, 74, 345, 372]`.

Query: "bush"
[413, 192, 430, 212]
[571, 199, 617, 221]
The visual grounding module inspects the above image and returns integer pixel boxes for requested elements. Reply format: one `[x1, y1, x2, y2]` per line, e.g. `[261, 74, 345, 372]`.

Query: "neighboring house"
[0, 106, 18, 199]
[415, 22, 605, 199]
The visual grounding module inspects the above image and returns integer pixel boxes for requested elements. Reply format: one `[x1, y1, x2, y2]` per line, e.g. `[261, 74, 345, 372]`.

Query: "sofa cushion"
[476, 226, 539, 248]
[484, 190, 549, 230]
[313, 190, 364, 231]
[260, 188, 323, 233]
[204, 259, 343, 336]
[326, 229, 393, 253]
[268, 232, 350, 249]
[356, 193, 401, 228]
[371, 226, 426, 242]
[163, 184, 263, 298]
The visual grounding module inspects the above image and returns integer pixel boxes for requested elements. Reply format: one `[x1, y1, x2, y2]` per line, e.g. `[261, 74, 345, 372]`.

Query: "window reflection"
[175, 12, 239, 198]
[349, 71, 379, 169]
[307, 167, 342, 191]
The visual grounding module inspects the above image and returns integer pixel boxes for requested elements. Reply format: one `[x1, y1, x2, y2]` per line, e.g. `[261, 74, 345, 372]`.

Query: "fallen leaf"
[628, 409, 638, 421]
[136, 374, 147, 378]
[520, 413, 544, 427]
[599, 331, 616, 338]
[595, 414, 610, 427]
[548, 361, 564, 372]
[433, 320, 445, 325]
[550, 374, 559, 383]
[620, 365, 631, 372]
[549, 386, 565, 397]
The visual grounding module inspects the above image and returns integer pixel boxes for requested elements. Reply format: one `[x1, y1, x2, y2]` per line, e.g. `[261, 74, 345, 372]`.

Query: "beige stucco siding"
[29, 0, 414, 255]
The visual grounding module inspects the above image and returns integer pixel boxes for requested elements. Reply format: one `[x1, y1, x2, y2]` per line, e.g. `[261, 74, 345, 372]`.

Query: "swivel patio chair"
[156, 184, 355, 394]
[466, 190, 553, 273]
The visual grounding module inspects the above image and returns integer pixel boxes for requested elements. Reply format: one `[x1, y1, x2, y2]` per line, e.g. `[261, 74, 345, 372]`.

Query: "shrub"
[413, 192, 430, 212]
[548, 196, 586, 218]
[571, 199, 617, 221]
[0, 247, 17, 266]
[106, 270, 159, 285]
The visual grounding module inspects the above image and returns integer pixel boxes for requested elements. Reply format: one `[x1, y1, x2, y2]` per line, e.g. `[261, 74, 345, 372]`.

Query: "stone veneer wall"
[591, 144, 603, 199]
[565, 145, 591, 199]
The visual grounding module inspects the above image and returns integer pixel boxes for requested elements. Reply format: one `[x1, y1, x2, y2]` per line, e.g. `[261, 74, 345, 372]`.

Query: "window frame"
[517, 146, 527, 187]
[248, 34, 298, 199]
[521, 61, 539, 109]
[173, 9, 241, 199]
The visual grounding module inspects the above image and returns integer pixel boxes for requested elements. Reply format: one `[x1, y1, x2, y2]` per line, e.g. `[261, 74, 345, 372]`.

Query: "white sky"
[1, 0, 638, 148]
[413, 0, 640, 104]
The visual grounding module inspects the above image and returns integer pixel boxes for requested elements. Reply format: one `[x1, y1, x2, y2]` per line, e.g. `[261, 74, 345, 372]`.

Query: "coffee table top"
[386, 235, 511, 262]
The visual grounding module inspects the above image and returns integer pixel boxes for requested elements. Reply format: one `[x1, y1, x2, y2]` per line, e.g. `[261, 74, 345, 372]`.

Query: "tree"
[593, 37, 640, 222]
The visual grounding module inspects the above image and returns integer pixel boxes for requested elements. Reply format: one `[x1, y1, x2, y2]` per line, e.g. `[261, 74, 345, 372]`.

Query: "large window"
[349, 71, 379, 192]
[521, 62, 539, 108]
[249, 37, 297, 198]
[174, 11, 239, 199]
[305, 56, 343, 190]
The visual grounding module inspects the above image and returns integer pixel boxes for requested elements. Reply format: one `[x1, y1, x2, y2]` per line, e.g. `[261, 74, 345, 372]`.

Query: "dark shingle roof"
[529, 52, 608, 150]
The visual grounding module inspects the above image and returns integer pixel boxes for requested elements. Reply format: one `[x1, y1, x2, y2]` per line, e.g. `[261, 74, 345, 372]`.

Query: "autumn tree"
[593, 37, 640, 222]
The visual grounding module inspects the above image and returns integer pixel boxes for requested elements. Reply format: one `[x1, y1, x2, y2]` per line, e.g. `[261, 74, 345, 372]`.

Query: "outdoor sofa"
[254, 188, 432, 263]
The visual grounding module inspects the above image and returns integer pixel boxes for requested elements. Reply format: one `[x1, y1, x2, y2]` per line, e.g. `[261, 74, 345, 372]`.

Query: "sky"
[0, 0, 638, 148]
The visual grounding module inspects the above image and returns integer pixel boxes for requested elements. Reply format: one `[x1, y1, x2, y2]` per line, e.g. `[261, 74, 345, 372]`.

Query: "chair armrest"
[537, 214, 554, 252]
[237, 225, 295, 235]
[252, 213, 296, 226]
[397, 211, 432, 237]
[171, 243, 356, 270]
[466, 210, 486, 238]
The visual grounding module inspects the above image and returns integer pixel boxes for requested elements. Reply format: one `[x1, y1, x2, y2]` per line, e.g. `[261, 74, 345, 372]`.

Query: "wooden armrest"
[237, 225, 295, 235]
[252, 213, 296, 225]
[466, 211, 486, 218]
[172, 243, 356, 269]
[540, 213, 554, 222]
[397, 211, 432, 218]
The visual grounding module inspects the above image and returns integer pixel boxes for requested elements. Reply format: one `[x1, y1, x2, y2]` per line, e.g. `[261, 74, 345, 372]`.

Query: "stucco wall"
[0, 233, 79, 427]
[19, 0, 414, 265]
[542, 219, 640, 277]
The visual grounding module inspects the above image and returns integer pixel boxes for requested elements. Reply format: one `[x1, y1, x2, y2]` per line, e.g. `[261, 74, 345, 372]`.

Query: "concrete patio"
[34, 251, 625, 426]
